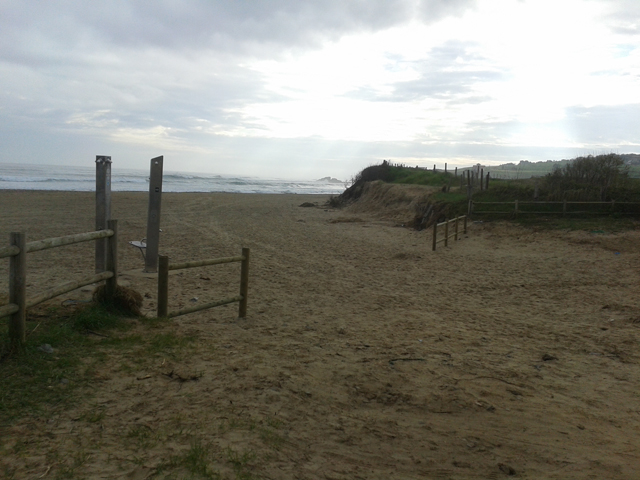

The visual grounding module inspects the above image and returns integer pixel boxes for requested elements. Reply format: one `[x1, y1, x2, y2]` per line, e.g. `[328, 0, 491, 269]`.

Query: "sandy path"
[1, 191, 639, 479]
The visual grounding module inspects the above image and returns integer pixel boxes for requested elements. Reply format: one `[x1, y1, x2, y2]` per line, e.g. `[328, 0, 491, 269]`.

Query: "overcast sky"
[1, 0, 639, 180]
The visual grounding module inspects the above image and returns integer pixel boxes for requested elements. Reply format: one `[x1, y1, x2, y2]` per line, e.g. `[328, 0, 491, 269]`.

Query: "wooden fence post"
[562, 200, 567, 216]
[158, 255, 169, 318]
[105, 220, 118, 301]
[9, 232, 26, 345]
[432, 222, 437, 251]
[444, 220, 449, 247]
[239, 247, 250, 318]
[463, 215, 468, 234]
[480, 169, 484, 191]
[145, 156, 164, 273]
[454, 216, 459, 241]
[95, 156, 111, 273]
[485, 171, 490, 190]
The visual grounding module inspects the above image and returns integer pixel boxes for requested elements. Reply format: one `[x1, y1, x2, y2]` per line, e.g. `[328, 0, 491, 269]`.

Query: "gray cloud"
[417, 0, 478, 22]
[1, 0, 477, 59]
[0, 1, 479, 136]
[0, 0, 637, 179]
[346, 41, 501, 103]
[603, 0, 640, 35]
[564, 104, 640, 144]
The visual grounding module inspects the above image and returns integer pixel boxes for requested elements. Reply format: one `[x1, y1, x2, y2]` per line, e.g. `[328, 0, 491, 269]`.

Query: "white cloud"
[0, 0, 638, 178]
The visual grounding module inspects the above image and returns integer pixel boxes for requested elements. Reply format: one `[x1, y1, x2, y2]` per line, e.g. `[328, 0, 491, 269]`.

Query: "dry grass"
[92, 284, 143, 317]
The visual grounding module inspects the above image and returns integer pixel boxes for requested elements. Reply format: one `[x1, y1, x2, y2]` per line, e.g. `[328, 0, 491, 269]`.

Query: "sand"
[1, 190, 640, 479]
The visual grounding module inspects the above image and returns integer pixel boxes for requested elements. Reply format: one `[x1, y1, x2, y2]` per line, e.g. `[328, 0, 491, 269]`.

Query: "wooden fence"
[469, 200, 640, 218]
[0, 220, 118, 345]
[432, 216, 467, 251]
[157, 248, 249, 319]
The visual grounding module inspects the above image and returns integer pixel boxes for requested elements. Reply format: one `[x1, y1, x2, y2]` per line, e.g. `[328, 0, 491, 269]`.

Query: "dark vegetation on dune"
[330, 154, 640, 229]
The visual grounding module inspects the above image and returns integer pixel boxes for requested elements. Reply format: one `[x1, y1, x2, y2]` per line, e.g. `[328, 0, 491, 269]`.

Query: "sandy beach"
[1, 189, 640, 479]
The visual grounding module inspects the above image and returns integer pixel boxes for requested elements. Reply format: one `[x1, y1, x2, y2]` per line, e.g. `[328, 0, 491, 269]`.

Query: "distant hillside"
[621, 153, 640, 165]
[468, 154, 640, 179]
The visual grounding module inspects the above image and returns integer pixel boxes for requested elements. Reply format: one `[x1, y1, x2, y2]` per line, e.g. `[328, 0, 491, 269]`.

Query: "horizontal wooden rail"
[470, 200, 639, 218]
[473, 210, 637, 215]
[26, 271, 113, 309]
[475, 201, 638, 205]
[432, 216, 467, 251]
[168, 255, 244, 271]
[3, 221, 118, 345]
[0, 245, 20, 259]
[168, 295, 243, 318]
[158, 248, 250, 319]
[26, 229, 114, 253]
[0, 303, 19, 319]
[0, 229, 113, 259]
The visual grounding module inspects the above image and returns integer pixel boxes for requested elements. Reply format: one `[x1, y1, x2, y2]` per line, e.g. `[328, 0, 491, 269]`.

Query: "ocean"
[0, 163, 347, 195]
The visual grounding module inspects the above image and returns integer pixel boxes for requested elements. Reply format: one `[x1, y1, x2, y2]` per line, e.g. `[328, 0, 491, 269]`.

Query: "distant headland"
[316, 177, 343, 183]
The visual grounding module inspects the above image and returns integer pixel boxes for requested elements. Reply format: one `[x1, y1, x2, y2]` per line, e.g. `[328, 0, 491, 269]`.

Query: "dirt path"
[1, 191, 639, 479]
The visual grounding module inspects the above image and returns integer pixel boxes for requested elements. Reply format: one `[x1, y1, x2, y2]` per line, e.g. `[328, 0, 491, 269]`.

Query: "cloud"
[0, 0, 638, 180]
[0, 0, 477, 59]
[387, 41, 502, 102]
[564, 104, 640, 145]
[602, 0, 640, 36]
[417, 0, 478, 21]
[344, 40, 501, 103]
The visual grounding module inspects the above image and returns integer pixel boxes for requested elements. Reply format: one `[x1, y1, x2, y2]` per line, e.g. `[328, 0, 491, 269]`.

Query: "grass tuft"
[92, 285, 143, 317]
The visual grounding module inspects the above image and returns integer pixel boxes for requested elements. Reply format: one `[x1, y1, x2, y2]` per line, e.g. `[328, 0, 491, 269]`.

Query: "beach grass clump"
[0, 306, 103, 419]
[0, 297, 140, 420]
[0, 297, 192, 423]
[92, 284, 143, 317]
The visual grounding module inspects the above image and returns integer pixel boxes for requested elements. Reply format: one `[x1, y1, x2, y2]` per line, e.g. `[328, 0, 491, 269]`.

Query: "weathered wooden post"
[562, 200, 567, 216]
[433, 164, 436, 172]
[455, 167, 458, 177]
[466, 170, 472, 199]
[105, 220, 118, 301]
[444, 163, 447, 174]
[454, 216, 459, 241]
[9, 232, 26, 345]
[157, 255, 169, 318]
[480, 169, 484, 191]
[145, 156, 164, 273]
[444, 220, 449, 247]
[463, 215, 468, 234]
[485, 172, 490, 190]
[239, 247, 250, 318]
[95, 156, 111, 273]
[432, 222, 437, 251]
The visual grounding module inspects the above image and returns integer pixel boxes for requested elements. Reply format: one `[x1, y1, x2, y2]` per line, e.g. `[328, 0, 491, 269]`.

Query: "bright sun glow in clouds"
[0, 0, 639, 178]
